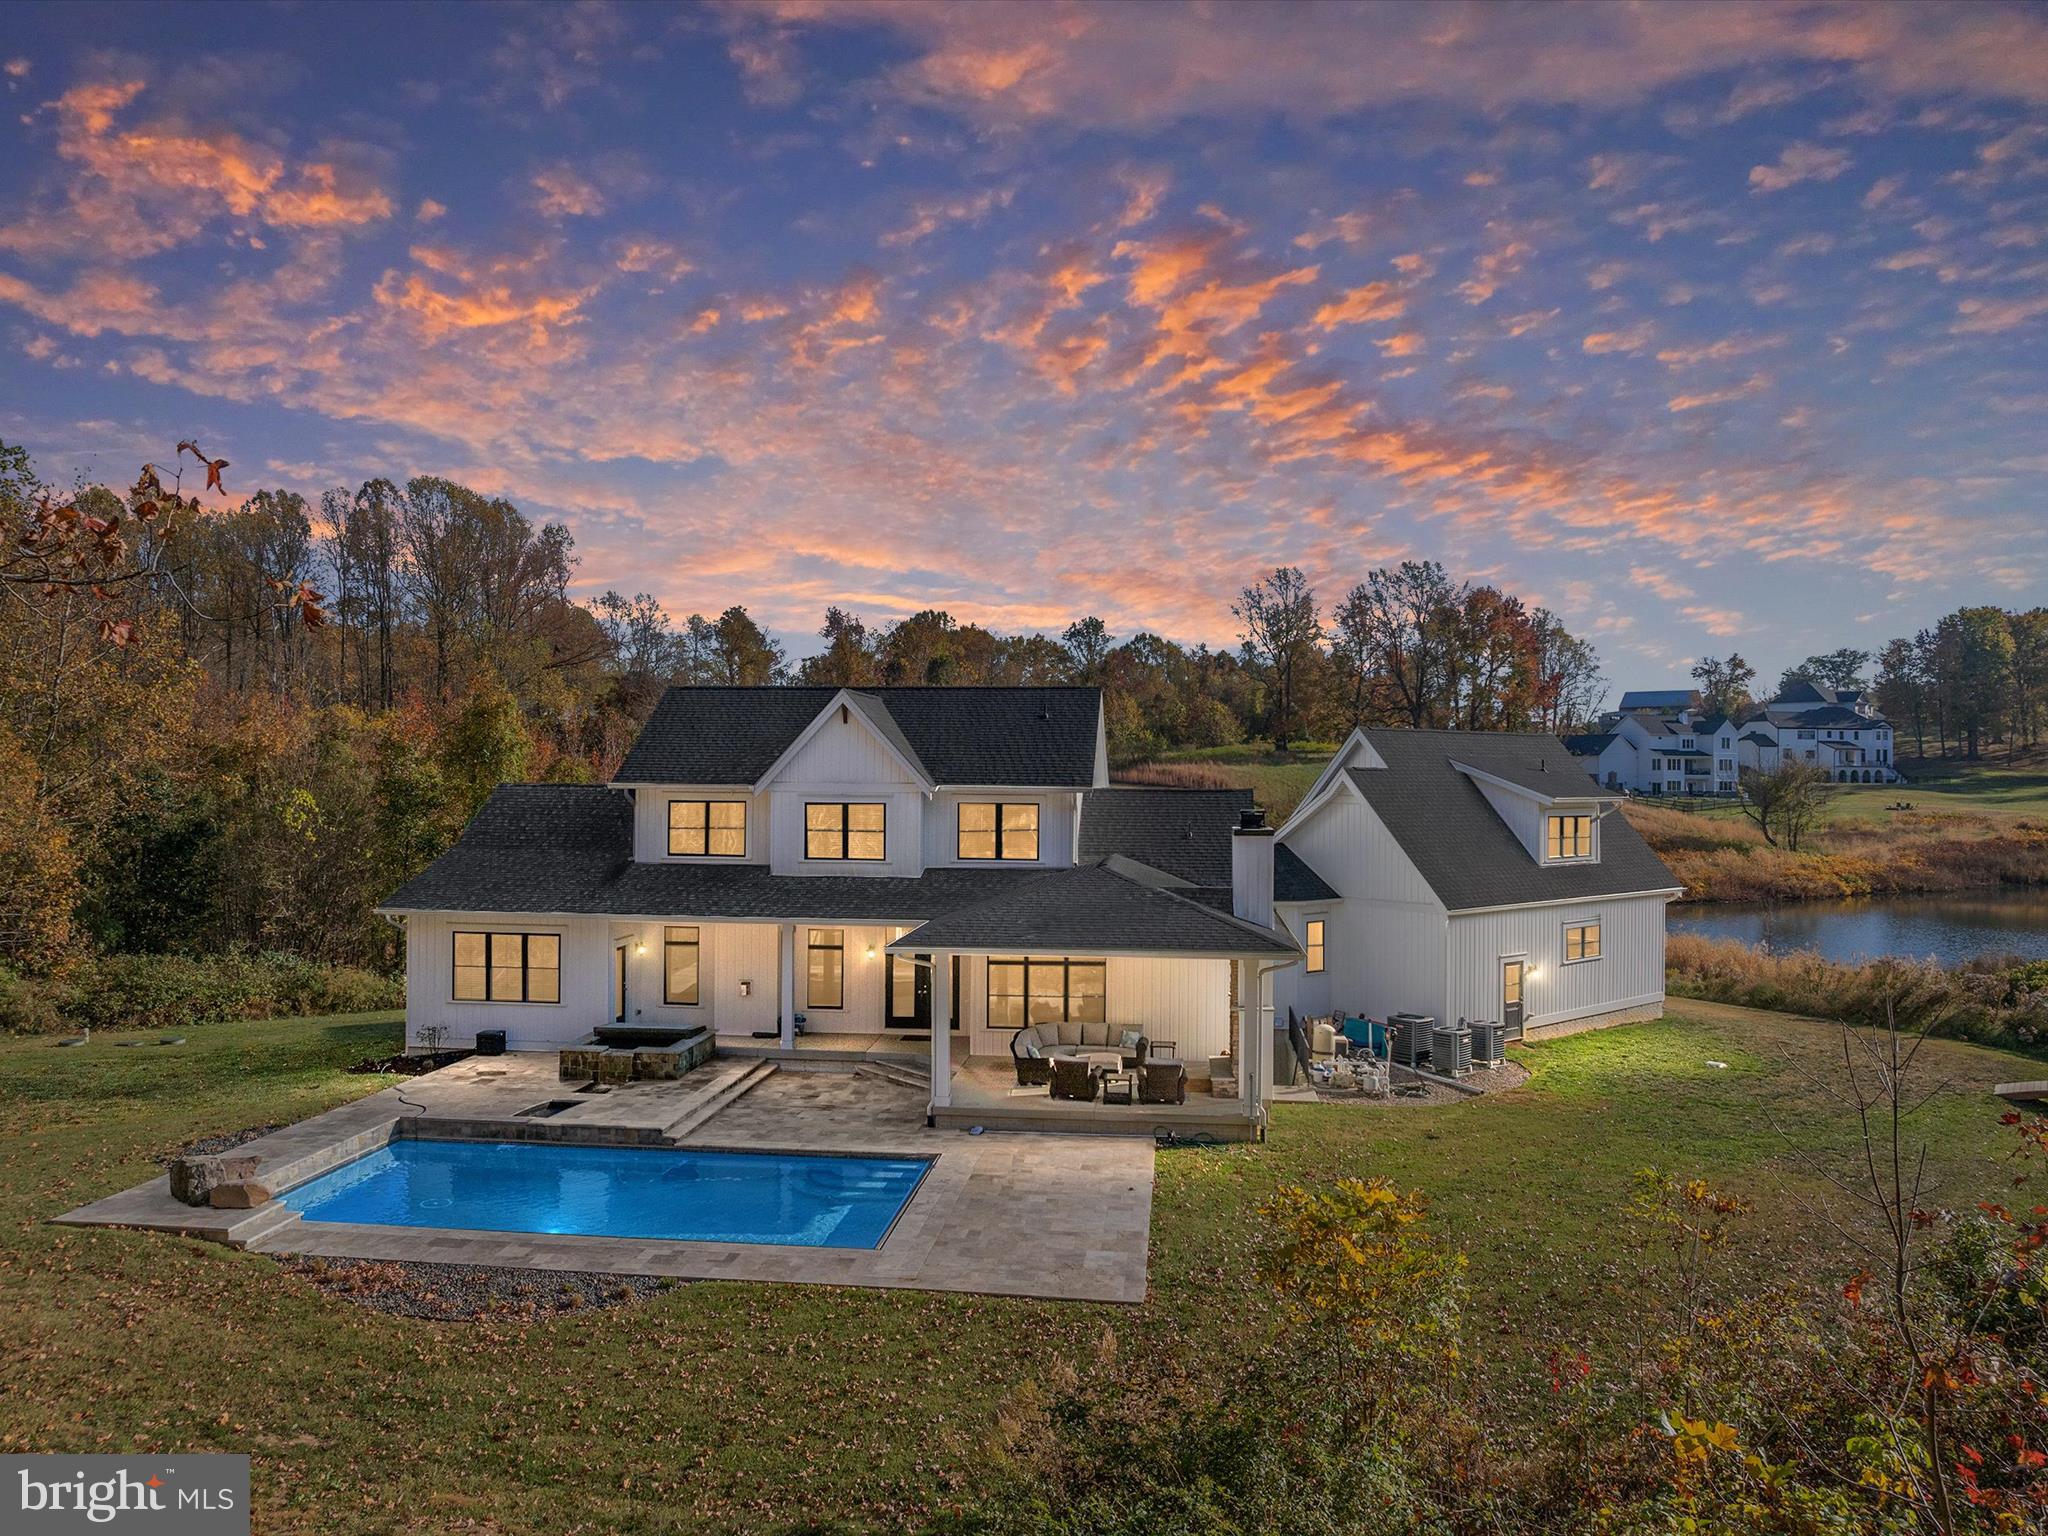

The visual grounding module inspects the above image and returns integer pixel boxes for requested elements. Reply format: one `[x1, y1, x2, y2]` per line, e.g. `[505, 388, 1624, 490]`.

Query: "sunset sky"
[2, 0, 2045, 683]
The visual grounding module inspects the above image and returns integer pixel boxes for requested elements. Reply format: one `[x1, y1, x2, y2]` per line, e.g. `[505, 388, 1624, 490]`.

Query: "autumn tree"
[1688, 653, 1755, 719]
[1736, 758, 1828, 849]
[1060, 616, 1113, 684]
[799, 606, 878, 686]
[1233, 567, 1322, 749]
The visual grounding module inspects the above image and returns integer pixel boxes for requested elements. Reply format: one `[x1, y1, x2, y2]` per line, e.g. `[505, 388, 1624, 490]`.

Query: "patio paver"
[53, 1054, 1155, 1304]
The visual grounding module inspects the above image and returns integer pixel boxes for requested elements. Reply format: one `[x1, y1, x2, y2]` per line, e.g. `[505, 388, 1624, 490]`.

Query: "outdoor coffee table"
[1081, 1051, 1124, 1075]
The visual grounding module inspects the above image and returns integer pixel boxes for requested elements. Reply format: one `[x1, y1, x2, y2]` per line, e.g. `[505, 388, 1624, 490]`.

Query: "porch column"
[929, 952, 952, 1109]
[779, 922, 798, 1049]
[931, 952, 953, 1108]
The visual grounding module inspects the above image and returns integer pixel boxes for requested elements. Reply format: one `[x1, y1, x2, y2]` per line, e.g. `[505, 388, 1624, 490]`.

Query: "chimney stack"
[1231, 805, 1274, 928]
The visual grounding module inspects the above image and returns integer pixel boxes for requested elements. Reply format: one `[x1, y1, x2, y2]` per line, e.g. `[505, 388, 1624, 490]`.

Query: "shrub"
[0, 965, 64, 1033]
[1666, 934, 2048, 1051]
[0, 951, 403, 1035]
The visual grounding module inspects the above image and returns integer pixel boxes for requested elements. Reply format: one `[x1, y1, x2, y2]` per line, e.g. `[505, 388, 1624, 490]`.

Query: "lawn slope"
[0, 1007, 2034, 1534]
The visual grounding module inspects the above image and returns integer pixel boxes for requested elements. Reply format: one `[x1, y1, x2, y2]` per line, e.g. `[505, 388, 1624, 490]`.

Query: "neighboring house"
[1273, 729, 1680, 1042]
[1568, 710, 1738, 796]
[1740, 681, 1897, 782]
[380, 686, 1300, 1131]
[1578, 679, 1895, 790]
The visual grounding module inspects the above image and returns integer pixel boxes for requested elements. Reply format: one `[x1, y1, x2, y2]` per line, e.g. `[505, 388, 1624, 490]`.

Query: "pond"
[1670, 887, 2048, 967]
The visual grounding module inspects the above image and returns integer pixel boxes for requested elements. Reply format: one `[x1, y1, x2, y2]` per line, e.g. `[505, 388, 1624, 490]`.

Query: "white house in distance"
[380, 690, 1679, 1137]
[1272, 728, 1680, 1042]
[1567, 680, 1897, 792]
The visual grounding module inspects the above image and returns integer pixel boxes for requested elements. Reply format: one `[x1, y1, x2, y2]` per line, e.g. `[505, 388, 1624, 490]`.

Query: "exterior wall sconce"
[738, 979, 752, 998]
[865, 943, 877, 959]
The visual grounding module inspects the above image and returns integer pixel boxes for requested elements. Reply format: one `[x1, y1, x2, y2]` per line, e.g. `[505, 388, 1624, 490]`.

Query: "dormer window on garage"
[1545, 813, 1594, 862]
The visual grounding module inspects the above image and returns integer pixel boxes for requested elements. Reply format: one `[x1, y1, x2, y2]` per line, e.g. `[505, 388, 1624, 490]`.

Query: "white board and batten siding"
[952, 952, 1232, 1062]
[405, 913, 612, 1052]
[630, 786, 771, 864]
[763, 712, 926, 877]
[1444, 893, 1668, 1032]
[920, 790, 1080, 869]
[1271, 781, 1447, 1025]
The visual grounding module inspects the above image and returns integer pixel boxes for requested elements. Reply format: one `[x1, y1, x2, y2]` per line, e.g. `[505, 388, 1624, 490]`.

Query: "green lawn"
[0, 1005, 2035, 1534]
[1126, 742, 1336, 819]
[1829, 756, 2048, 824]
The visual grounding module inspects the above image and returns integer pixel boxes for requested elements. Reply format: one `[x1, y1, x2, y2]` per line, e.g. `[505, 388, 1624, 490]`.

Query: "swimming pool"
[281, 1139, 932, 1250]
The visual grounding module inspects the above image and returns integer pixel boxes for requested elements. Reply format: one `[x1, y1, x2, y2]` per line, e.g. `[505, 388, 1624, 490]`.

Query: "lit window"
[452, 931, 559, 1002]
[806, 928, 844, 1008]
[1564, 922, 1602, 963]
[986, 957, 1106, 1028]
[663, 926, 699, 1005]
[806, 803, 886, 861]
[1546, 813, 1593, 861]
[957, 802, 1040, 861]
[668, 799, 747, 857]
[1305, 919, 1326, 974]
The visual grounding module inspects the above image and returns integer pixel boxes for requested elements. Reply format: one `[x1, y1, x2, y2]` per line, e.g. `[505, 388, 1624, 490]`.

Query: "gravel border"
[278, 1256, 674, 1320]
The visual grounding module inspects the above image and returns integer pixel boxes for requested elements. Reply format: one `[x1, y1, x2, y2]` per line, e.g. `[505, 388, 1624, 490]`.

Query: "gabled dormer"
[1449, 756, 1621, 869]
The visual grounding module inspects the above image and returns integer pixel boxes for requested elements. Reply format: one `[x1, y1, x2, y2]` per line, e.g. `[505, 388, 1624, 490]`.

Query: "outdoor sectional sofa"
[1010, 1021, 1148, 1085]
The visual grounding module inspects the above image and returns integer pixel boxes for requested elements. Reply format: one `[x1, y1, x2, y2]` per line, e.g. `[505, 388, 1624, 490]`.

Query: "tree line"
[0, 440, 1607, 981]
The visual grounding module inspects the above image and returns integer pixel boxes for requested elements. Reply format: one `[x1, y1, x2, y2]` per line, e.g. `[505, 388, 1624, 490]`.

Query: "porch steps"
[660, 1060, 777, 1141]
[853, 1061, 930, 1093]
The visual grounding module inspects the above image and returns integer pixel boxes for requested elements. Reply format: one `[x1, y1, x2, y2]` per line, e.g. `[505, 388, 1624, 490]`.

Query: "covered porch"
[884, 862, 1301, 1141]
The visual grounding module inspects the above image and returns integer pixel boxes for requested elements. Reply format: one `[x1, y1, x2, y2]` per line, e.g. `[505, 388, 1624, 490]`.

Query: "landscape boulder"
[207, 1179, 276, 1210]
[169, 1153, 260, 1207]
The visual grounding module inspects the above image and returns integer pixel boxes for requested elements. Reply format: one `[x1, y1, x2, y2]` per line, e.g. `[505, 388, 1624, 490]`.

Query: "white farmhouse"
[380, 692, 1679, 1137]
[1272, 728, 1680, 1042]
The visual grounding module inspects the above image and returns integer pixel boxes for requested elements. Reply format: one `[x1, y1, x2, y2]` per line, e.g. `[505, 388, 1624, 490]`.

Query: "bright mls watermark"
[3, 1456, 249, 1534]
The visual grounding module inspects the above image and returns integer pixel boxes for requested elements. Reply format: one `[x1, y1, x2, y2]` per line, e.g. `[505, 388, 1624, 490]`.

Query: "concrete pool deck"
[52, 1055, 1156, 1304]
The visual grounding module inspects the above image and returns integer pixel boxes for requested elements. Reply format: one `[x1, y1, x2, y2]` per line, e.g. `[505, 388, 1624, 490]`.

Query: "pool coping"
[51, 1058, 1155, 1304]
[279, 1136, 942, 1254]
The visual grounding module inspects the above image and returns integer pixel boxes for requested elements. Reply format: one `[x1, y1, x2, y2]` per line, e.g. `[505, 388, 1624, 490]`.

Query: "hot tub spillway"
[558, 1026, 714, 1088]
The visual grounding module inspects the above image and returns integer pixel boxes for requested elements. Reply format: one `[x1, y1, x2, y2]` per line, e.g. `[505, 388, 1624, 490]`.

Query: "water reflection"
[1671, 888, 2048, 966]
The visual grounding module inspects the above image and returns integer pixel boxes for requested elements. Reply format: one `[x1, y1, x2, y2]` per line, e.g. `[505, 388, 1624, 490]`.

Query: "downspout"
[1249, 955, 1292, 1142]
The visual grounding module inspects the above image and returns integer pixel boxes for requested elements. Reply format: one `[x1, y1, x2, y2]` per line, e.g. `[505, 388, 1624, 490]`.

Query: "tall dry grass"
[1666, 932, 2048, 1051]
[1110, 762, 1241, 792]
[1624, 802, 2048, 903]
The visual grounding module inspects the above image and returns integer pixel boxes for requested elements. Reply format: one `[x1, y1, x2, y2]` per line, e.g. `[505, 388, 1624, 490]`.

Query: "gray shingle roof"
[1079, 786, 1252, 887]
[381, 782, 1296, 953]
[1274, 844, 1339, 903]
[1450, 742, 1624, 801]
[613, 686, 1102, 787]
[1618, 689, 1694, 711]
[1345, 730, 1679, 912]
[887, 861, 1298, 957]
[1562, 732, 1617, 755]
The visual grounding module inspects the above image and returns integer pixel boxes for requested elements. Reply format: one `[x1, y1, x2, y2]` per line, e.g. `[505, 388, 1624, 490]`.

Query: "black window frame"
[1563, 921, 1603, 964]
[956, 801, 1041, 862]
[666, 798, 748, 858]
[451, 929, 561, 1004]
[804, 802, 887, 862]
[805, 927, 845, 1009]
[662, 925, 701, 1005]
[1545, 813, 1594, 862]
[1304, 918, 1326, 974]
[985, 956, 1108, 1030]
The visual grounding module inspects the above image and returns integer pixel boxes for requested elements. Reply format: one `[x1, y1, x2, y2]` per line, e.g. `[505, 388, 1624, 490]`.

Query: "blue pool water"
[281, 1139, 931, 1249]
